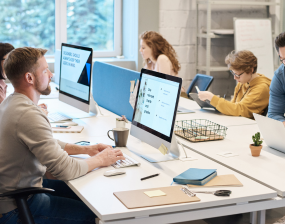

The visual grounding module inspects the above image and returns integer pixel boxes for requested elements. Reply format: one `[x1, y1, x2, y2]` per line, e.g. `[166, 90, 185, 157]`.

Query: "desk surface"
[43, 99, 276, 223]
[66, 135, 276, 222]
[178, 97, 256, 127]
[178, 124, 285, 197]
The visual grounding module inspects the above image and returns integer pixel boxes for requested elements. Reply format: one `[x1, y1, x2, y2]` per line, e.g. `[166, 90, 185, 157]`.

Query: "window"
[0, 0, 121, 57]
[0, 0, 55, 55]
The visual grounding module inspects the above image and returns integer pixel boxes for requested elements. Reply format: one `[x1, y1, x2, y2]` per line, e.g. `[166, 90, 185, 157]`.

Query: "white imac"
[59, 43, 93, 113]
[130, 69, 182, 162]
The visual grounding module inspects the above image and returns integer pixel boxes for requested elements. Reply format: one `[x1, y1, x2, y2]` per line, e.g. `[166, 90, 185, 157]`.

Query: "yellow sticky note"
[158, 143, 168, 155]
[130, 80, 135, 92]
[144, 190, 166, 198]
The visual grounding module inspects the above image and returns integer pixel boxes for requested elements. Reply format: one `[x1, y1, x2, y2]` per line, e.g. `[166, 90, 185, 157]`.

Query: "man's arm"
[268, 69, 285, 123]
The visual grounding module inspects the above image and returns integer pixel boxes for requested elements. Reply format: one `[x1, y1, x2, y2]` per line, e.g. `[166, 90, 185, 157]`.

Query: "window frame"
[49, 0, 121, 58]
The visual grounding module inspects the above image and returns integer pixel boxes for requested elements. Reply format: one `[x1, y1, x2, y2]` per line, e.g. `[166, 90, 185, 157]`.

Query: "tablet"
[189, 93, 219, 111]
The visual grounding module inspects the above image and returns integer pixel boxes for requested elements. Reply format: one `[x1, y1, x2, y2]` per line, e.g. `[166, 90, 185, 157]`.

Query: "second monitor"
[130, 69, 182, 162]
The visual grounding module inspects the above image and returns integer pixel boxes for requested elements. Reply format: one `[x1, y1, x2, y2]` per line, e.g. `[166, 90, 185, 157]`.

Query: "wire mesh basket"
[174, 119, 228, 142]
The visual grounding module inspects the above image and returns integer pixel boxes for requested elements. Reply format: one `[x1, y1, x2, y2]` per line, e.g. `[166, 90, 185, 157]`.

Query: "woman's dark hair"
[0, 43, 15, 79]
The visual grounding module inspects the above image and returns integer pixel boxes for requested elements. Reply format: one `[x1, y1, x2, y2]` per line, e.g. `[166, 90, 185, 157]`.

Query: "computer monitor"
[59, 43, 93, 113]
[130, 69, 182, 162]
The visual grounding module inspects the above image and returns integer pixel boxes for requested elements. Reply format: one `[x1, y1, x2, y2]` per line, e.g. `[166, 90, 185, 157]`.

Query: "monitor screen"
[132, 69, 181, 142]
[59, 43, 93, 104]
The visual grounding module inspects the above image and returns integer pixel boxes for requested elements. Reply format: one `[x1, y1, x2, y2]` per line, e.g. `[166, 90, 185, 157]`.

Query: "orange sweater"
[210, 74, 271, 119]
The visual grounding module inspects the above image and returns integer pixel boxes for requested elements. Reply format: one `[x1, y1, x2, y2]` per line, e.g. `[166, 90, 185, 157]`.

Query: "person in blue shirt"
[268, 32, 285, 124]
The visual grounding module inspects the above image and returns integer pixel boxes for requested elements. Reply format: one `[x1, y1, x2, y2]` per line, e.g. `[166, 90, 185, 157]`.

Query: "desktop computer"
[59, 43, 93, 113]
[130, 69, 182, 162]
[48, 43, 102, 122]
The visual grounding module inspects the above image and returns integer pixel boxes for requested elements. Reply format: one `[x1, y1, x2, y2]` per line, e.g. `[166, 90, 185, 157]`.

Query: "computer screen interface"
[59, 43, 93, 104]
[132, 69, 181, 142]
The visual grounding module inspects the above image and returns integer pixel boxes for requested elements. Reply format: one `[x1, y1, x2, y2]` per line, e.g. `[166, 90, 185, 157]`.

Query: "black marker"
[141, 173, 159, 181]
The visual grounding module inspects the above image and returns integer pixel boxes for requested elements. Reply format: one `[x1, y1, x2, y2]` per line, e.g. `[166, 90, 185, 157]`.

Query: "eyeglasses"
[230, 70, 244, 79]
[279, 56, 285, 65]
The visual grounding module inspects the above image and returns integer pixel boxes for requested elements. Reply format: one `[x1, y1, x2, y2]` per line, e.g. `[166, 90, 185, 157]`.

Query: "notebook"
[173, 168, 217, 185]
[114, 185, 200, 209]
[52, 126, 84, 133]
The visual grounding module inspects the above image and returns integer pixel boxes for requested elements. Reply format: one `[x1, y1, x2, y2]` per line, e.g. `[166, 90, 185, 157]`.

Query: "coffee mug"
[107, 128, 129, 147]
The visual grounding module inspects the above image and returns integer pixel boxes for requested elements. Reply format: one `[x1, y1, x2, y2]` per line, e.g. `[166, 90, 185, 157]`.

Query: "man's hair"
[0, 43, 14, 80]
[4, 47, 47, 85]
[275, 32, 285, 52]
[225, 50, 258, 74]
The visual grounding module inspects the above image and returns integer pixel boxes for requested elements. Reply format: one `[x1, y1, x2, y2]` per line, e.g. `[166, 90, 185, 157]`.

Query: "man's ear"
[24, 72, 35, 85]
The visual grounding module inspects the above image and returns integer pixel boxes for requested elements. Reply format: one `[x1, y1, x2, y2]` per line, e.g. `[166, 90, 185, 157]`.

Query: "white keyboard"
[48, 112, 72, 122]
[112, 153, 141, 169]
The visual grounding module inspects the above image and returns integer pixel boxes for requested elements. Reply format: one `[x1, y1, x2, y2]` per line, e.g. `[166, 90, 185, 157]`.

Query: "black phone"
[74, 141, 90, 146]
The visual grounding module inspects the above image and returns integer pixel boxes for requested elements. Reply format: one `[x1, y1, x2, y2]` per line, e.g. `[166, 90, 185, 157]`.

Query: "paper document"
[158, 143, 168, 155]
[217, 151, 238, 158]
[144, 190, 166, 198]
[129, 80, 139, 109]
[130, 80, 135, 92]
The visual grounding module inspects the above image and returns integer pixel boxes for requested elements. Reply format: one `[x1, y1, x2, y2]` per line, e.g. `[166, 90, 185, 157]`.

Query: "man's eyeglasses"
[279, 56, 285, 65]
[230, 70, 244, 78]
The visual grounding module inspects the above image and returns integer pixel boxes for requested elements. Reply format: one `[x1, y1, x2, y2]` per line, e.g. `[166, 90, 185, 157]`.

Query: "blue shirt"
[268, 64, 285, 122]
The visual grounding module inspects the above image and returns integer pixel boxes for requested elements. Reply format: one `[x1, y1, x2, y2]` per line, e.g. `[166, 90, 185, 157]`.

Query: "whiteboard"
[234, 18, 274, 79]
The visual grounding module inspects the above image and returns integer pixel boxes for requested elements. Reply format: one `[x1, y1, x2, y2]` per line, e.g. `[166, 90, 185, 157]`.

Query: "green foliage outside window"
[0, 0, 114, 55]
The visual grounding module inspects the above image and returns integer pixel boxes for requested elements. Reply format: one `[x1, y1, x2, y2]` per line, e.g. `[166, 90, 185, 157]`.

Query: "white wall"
[159, 0, 269, 97]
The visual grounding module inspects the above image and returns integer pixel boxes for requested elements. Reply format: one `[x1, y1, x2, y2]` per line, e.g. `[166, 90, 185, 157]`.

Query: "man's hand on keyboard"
[95, 147, 125, 167]
[86, 143, 112, 156]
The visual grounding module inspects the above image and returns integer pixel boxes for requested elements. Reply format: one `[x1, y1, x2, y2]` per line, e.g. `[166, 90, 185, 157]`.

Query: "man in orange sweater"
[198, 50, 271, 119]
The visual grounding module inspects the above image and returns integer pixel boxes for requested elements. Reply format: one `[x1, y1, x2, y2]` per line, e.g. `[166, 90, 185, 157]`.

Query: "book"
[173, 168, 217, 186]
[52, 126, 84, 133]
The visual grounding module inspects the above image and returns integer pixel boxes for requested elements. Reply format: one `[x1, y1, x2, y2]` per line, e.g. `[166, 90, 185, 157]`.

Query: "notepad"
[52, 126, 84, 133]
[158, 143, 168, 155]
[144, 190, 166, 198]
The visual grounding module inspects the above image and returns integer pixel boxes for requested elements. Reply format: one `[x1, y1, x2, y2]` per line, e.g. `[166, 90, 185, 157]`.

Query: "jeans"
[0, 179, 96, 224]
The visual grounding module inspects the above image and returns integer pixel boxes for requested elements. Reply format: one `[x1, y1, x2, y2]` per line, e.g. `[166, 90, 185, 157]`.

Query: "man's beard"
[35, 77, 51, 95]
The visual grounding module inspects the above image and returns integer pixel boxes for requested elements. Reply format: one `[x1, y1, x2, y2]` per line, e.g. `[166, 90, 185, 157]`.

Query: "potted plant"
[116, 115, 128, 128]
[250, 132, 263, 157]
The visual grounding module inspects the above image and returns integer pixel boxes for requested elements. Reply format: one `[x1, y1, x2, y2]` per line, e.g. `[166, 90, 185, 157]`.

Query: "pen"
[56, 125, 69, 128]
[141, 173, 159, 181]
[55, 87, 59, 91]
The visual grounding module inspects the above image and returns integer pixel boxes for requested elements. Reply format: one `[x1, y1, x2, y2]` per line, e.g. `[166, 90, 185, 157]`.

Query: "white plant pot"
[116, 120, 126, 128]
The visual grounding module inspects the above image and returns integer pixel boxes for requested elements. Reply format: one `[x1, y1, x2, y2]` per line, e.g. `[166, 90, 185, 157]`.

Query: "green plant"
[252, 132, 263, 146]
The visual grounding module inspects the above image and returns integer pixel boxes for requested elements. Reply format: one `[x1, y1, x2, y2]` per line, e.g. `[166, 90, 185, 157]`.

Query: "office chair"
[0, 187, 54, 224]
[186, 74, 214, 99]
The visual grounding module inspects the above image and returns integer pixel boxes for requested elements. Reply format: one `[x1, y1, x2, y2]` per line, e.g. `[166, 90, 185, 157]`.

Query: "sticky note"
[217, 151, 239, 158]
[158, 143, 168, 155]
[144, 190, 166, 198]
[130, 80, 135, 92]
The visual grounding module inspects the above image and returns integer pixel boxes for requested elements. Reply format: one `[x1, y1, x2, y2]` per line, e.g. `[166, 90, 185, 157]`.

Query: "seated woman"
[139, 31, 186, 95]
[0, 43, 14, 104]
[0, 43, 48, 115]
[198, 50, 271, 119]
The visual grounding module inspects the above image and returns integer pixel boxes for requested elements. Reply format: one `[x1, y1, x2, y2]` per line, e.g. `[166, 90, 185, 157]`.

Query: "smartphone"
[74, 141, 90, 146]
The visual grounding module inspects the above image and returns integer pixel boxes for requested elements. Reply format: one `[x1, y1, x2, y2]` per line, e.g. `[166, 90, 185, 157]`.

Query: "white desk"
[178, 97, 257, 127]
[44, 99, 277, 224]
[177, 123, 285, 198]
[65, 135, 276, 224]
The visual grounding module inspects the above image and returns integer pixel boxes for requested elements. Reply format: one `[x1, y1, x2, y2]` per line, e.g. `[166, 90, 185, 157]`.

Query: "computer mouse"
[104, 169, 126, 177]
[62, 121, 78, 126]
